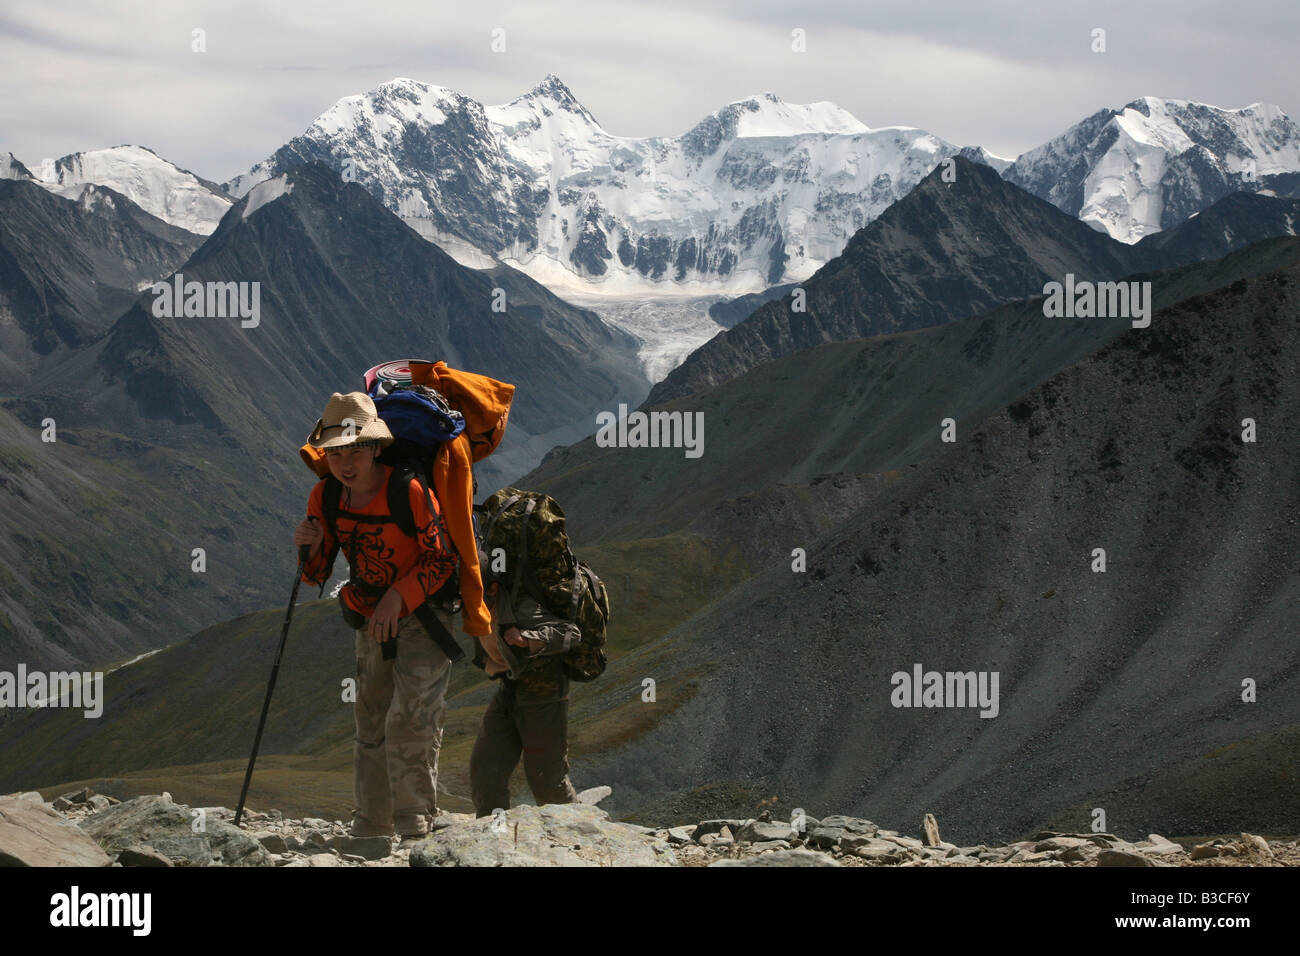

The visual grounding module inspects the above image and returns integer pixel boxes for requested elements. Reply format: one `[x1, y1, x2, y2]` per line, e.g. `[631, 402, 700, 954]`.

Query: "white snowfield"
[27, 145, 231, 235]
[241, 173, 293, 221]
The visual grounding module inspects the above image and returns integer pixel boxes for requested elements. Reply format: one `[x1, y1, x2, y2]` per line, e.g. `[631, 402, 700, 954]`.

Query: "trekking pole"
[234, 545, 310, 828]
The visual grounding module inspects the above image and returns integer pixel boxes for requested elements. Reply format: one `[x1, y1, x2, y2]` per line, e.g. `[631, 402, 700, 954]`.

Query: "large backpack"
[477, 487, 610, 682]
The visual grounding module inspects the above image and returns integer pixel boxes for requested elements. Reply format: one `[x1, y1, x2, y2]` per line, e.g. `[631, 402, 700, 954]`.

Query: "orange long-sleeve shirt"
[301, 465, 457, 618]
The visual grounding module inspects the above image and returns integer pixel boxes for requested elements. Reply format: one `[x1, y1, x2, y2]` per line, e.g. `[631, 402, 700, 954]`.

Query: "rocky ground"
[2, 789, 1296, 867]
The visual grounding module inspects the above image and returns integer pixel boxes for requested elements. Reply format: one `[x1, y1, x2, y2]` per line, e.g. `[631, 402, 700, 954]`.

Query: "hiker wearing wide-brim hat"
[306, 391, 395, 449]
[293, 389, 459, 842]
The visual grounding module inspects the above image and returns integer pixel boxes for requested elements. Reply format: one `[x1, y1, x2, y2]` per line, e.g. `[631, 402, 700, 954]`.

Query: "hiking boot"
[395, 812, 433, 840]
[350, 815, 395, 839]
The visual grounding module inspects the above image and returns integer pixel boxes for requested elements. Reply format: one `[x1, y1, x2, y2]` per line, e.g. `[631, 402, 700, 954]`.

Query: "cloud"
[2, 0, 1296, 184]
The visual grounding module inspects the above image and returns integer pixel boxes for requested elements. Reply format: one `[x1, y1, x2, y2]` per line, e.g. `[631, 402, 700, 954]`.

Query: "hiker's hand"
[480, 635, 508, 675]
[368, 588, 404, 644]
[503, 626, 544, 654]
[294, 517, 323, 557]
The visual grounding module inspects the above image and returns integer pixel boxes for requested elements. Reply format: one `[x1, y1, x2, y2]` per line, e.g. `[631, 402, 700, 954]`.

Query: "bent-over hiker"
[470, 566, 581, 815]
[293, 391, 458, 841]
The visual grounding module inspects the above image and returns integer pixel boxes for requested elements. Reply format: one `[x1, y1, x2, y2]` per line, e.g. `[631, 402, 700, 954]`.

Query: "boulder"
[1240, 833, 1274, 861]
[854, 843, 903, 863]
[255, 832, 288, 854]
[809, 827, 844, 849]
[810, 814, 876, 849]
[577, 786, 612, 806]
[409, 803, 678, 867]
[79, 795, 270, 867]
[819, 815, 877, 835]
[116, 845, 173, 867]
[1143, 844, 1183, 857]
[880, 834, 924, 850]
[737, 820, 796, 844]
[0, 797, 112, 866]
[666, 826, 695, 845]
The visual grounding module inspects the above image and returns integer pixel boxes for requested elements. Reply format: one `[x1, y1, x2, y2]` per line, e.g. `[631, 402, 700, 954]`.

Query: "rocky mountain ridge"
[3, 790, 1293, 868]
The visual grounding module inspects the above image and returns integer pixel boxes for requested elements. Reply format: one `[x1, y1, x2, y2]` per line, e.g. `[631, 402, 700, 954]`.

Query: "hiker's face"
[325, 444, 380, 486]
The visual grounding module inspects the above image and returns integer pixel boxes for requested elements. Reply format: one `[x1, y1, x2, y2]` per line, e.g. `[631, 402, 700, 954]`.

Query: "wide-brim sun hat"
[307, 391, 395, 449]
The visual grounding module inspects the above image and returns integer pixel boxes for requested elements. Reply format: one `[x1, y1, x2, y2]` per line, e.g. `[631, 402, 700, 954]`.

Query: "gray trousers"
[352, 610, 452, 837]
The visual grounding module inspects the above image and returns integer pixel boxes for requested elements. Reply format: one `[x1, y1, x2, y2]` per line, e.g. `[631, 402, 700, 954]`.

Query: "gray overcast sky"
[3, 0, 1297, 185]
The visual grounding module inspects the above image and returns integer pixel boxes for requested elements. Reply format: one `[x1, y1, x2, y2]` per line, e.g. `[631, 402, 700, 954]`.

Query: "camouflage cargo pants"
[469, 678, 578, 816]
[352, 610, 453, 837]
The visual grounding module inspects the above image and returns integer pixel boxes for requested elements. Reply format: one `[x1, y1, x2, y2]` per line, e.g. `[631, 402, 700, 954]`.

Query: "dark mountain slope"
[1131, 192, 1300, 264]
[574, 251, 1300, 844]
[0, 179, 201, 387]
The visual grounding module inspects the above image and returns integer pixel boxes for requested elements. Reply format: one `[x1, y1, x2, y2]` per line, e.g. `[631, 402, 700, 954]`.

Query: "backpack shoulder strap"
[321, 476, 342, 538]
[388, 461, 455, 551]
[317, 476, 344, 595]
[386, 463, 417, 538]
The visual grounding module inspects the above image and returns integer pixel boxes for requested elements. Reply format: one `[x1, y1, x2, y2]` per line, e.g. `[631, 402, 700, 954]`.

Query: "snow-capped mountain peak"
[505, 73, 602, 127]
[23, 145, 230, 235]
[224, 75, 989, 294]
[487, 73, 608, 143]
[1006, 96, 1300, 242]
[717, 91, 871, 139]
[309, 77, 467, 137]
[1, 151, 34, 180]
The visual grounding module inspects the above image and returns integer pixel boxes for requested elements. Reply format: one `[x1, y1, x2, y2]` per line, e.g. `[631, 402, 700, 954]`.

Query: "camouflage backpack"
[478, 487, 609, 681]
